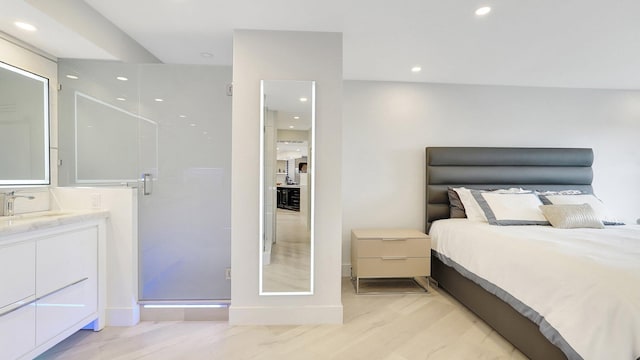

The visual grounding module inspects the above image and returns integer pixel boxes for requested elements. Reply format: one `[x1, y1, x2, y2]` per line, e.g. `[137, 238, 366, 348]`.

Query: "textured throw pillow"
[447, 187, 466, 218]
[539, 194, 624, 225]
[471, 190, 549, 226]
[539, 204, 605, 229]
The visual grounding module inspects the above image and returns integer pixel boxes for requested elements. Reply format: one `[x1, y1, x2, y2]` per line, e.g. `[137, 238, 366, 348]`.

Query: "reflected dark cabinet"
[277, 187, 300, 211]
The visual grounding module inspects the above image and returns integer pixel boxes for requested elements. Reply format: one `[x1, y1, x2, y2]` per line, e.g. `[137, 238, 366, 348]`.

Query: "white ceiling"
[264, 80, 313, 131]
[3, 0, 640, 89]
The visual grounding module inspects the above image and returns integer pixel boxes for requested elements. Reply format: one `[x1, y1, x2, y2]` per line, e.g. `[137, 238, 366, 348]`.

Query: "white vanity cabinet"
[0, 240, 36, 360]
[35, 226, 99, 346]
[0, 212, 107, 360]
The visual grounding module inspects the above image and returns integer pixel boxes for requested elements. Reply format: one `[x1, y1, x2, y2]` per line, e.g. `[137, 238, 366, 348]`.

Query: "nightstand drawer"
[356, 238, 428, 258]
[356, 257, 430, 278]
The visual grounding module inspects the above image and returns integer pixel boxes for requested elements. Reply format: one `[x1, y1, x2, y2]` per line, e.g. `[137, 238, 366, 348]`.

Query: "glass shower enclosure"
[57, 60, 231, 302]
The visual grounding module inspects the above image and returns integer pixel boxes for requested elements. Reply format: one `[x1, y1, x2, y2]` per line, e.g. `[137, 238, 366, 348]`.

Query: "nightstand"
[350, 228, 431, 294]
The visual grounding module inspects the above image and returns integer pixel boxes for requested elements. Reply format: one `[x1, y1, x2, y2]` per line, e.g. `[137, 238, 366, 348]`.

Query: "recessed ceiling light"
[190, 123, 196, 127]
[475, 6, 491, 16]
[299, 97, 308, 102]
[289, 125, 295, 129]
[411, 66, 422, 73]
[66, 74, 79, 80]
[15, 21, 37, 32]
[116, 76, 128, 81]
[154, 98, 164, 102]
[293, 116, 300, 119]
[179, 115, 187, 118]
[296, 149, 300, 151]
[200, 52, 213, 58]
[202, 131, 208, 135]
[116, 97, 126, 101]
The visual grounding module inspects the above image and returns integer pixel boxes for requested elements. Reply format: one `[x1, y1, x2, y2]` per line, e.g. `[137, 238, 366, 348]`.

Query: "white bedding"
[430, 219, 640, 360]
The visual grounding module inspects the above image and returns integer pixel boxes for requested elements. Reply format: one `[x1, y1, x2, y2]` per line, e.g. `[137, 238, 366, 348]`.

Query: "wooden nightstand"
[350, 228, 431, 294]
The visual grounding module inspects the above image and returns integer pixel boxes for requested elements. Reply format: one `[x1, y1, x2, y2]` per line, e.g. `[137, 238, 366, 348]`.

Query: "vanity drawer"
[36, 227, 98, 298]
[36, 277, 97, 345]
[0, 240, 35, 309]
[355, 257, 430, 278]
[0, 303, 35, 360]
[355, 238, 428, 258]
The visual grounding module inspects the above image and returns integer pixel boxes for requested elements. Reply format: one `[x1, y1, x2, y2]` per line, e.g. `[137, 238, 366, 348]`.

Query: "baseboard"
[342, 263, 352, 277]
[140, 306, 229, 321]
[229, 304, 343, 325]
[106, 306, 140, 326]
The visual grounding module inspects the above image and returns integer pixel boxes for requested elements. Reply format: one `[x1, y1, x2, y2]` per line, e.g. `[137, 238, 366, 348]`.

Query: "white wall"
[342, 80, 640, 273]
[230, 30, 343, 324]
[0, 36, 58, 188]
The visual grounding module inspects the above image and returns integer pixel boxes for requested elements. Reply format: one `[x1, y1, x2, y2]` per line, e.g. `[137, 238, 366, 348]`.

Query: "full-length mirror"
[0, 61, 50, 185]
[260, 80, 315, 295]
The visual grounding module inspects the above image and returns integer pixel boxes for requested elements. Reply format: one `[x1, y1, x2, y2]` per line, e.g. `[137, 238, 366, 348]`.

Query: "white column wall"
[230, 30, 343, 324]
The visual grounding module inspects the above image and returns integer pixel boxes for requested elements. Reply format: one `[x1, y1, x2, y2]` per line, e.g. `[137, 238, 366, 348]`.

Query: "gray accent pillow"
[539, 204, 605, 229]
[447, 187, 466, 218]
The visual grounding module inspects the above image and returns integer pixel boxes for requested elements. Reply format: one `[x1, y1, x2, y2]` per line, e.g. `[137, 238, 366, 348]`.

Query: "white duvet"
[430, 219, 640, 360]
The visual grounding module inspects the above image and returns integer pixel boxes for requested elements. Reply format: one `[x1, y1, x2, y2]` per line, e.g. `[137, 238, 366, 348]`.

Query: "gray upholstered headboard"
[425, 147, 594, 233]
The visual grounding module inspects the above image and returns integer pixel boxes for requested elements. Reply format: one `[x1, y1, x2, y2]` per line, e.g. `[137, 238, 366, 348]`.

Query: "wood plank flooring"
[37, 279, 527, 360]
[262, 209, 311, 292]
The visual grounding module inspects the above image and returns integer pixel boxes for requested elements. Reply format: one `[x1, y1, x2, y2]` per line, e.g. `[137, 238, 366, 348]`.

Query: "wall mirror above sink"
[260, 80, 315, 295]
[0, 61, 50, 185]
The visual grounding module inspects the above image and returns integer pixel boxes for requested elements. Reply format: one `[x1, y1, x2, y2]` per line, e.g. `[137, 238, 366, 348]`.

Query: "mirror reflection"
[0, 61, 50, 185]
[260, 80, 314, 294]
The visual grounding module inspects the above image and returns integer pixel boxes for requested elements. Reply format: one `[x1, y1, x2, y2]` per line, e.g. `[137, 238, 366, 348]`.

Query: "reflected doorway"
[263, 140, 311, 292]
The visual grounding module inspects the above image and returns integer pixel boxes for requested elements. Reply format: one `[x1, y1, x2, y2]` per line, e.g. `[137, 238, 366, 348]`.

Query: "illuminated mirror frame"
[259, 80, 315, 295]
[0, 61, 50, 185]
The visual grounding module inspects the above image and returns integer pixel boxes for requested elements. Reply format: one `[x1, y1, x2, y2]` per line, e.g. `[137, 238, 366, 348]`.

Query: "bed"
[425, 147, 640, 360]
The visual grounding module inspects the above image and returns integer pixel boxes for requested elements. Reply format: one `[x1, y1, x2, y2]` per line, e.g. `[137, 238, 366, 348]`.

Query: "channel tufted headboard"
[425, 147, 594, 233]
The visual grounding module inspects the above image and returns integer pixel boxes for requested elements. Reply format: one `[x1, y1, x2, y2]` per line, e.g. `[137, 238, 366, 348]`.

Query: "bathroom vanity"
[0, 210, 108, 360]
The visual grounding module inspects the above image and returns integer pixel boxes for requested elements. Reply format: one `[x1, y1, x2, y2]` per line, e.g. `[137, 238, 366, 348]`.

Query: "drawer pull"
[381, 256, 408, 260]
[0, 295, 36, 317]
[381, 238, 407, 241]
[37, 277, 89, 301]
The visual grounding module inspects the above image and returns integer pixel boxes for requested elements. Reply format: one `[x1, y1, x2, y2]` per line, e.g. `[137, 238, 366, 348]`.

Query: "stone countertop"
[0, 210, 109, 238]
[277, 185, 301, 188]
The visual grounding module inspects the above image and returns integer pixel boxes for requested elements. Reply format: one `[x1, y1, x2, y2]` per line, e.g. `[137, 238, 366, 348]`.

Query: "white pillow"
[452, 187, 487, 222]
[452, 187, 534, 223]
[534, 189, 583, 196]
[472, 191, 549, 226]
[539, 194, 624, 225]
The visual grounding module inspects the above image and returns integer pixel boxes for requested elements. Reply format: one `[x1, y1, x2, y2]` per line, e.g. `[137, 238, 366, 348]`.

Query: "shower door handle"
[142, 173, 153, 196]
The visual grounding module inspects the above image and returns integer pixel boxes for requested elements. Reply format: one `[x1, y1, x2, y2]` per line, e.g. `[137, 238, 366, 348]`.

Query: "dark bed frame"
[425, 147, 595, 360]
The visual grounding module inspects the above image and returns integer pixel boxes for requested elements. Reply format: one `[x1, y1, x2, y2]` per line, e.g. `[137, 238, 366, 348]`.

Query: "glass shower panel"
[75, 92, 153, 183]
[137, 64, 231, 301]
[57, 60, 232, 301]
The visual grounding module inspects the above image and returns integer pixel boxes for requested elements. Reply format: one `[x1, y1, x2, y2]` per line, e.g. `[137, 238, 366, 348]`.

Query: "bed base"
[432, 254, 567, 360]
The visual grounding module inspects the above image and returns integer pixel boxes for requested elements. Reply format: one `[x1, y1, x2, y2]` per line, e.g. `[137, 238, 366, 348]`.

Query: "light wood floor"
[262, 209, 311, 292]
[38, 279, 527, 360]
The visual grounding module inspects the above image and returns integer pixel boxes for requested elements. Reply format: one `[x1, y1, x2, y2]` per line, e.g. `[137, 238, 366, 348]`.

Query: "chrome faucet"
[3, 191, 35, 216]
